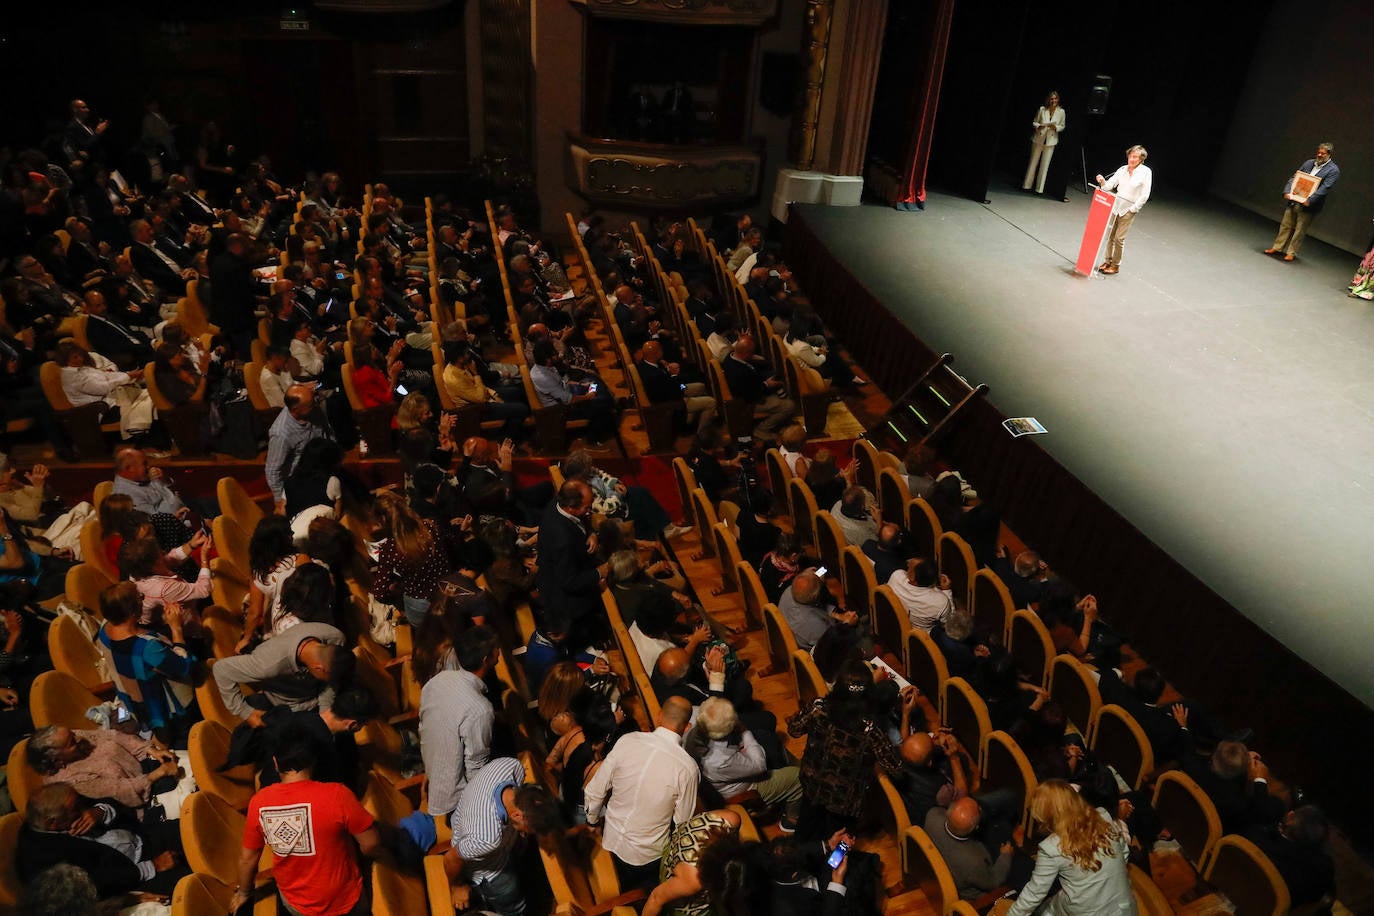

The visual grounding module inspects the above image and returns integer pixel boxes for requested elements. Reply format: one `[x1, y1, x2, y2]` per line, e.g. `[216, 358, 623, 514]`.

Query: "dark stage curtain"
[783, 206, 1374, 845]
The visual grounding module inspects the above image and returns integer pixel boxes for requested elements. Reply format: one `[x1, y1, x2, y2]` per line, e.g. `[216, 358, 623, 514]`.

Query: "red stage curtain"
[896, 0, 956, 209]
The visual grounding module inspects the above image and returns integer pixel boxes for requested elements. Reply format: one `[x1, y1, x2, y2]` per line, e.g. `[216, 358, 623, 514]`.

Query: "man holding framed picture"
[1266, 142, 1340, 262]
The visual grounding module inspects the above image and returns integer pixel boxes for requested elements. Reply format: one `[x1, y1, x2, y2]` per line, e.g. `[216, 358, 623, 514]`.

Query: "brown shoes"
[1101, 265, 1119, 275]
[1283, 254, 1296, 261]
[1263, 248, 1279, 255]
[1097, 262, 1111, 271]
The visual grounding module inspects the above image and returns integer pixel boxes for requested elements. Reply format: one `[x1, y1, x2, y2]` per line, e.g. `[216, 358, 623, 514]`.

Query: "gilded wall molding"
[566, 134, 762, 205]
[571, 0, 778, 26]
[793, 0, 834, 171]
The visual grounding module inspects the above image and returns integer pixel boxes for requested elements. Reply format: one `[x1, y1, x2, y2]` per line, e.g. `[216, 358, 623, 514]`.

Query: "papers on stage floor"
[870, 656, 910, 691]
[1004, 417, 1048, 438]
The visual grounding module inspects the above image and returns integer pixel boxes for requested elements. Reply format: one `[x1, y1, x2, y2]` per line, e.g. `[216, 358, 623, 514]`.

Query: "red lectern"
[1075, 188, 1117, 275]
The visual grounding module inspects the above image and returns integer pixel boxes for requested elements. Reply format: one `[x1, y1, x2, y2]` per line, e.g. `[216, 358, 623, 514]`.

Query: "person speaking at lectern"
[1095, 145, 1152, 276]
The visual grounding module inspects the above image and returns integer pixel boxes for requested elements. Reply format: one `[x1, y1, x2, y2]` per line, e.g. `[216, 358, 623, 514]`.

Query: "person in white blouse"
[1023, 91, 1066, 194]
[1094, 145, 1152, 275]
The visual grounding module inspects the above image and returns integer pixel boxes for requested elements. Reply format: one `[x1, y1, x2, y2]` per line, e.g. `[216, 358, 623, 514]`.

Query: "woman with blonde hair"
[1006, 779, 1135, 915]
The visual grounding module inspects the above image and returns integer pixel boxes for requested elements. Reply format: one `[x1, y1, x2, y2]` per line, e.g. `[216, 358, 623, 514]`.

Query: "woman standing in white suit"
[1023, 90, 1066, 194]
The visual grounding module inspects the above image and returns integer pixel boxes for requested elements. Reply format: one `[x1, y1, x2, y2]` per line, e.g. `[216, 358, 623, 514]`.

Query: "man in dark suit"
[82, 290, 153, 370]
[637, 339, 715, 435]
[1183, 739, 1285, 835]
[129, 218, 190, 296]
[210, 232, 258, 359]
[535, 480, 608, 646]
[1096, 666, 1190, 767]
[1245, 806, 1335, 909]
[1266, 142, 1340, 262]
[169, 174, 219, 226]
[65, 218, 110, 283]
[18, 783, 185, 898]
[862, 523, 909, 585]
[722, 335, 795, 442]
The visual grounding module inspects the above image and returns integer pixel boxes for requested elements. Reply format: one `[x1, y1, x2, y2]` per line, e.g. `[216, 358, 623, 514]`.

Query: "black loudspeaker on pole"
[1087, 75, 1112, 116]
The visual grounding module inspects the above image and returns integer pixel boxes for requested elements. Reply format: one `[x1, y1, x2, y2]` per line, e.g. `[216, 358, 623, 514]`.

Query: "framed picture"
[1290, 170, 1322, 204]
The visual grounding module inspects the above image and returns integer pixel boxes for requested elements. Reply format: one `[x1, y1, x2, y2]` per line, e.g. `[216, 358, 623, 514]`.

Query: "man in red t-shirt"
[231, 727, 380, 915]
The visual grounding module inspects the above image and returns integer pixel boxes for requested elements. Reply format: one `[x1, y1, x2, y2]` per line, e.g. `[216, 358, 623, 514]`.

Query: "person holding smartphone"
[528, 340, 617, 449]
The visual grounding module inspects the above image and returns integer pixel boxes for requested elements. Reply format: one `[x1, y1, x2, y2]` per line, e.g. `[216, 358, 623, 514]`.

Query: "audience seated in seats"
[805, 449, 845, 512]
[529, 339, 618, 448]
[82, 289, 153, 371]
[735, 485, 781, 568]
[931, 608, 988, 678]
[57, 340, 155, 442]
[231, 725, 381, 916]
[1095, 665, 1191, 766]
[442, 342, 530, 441]
[787, 659, 902, 840]
[684, 697, 803, 827]
[396, 390, 456, 475]
[212, 621, 349, 728]
[637, 339, 717, 435]
[18, 783, 187, 899]
[461, 435, 551, 525]
[902, 445, 939, 501]
[778, 569, 856, 653]
[763, 831, 859, 916]
[926, 797, 1016, 901]
[95, 582, 198, 746]
[128, 218, 192, 297]
[641, 808, 752, 916]
[1182, 738, 1286, 836]
[260, 345, 294, 408]
[722, 335, 795, 444]
[112, 445, 218, 524]
[759, 531, 810, 605]
[353, 340, 405, 410]
[419, 625, 499, 823]
[989, 545, 1048, 610]
[18, 863, 103, 916]
[151, 341, 200, 408]
[862, 522, 909, 586]
[0, 456, 50, 525]
[777, 422, 810, 478]
[118, 534, 211, 623]
[266, 383, 334, 512]
[971, 652, 1049, 735]
[585, 695, 699, 890]
[887, 556, 954, 633]
[283, 438, 357, 543]
[1245, 805, 1336, 909]
[629, 589, 711, 676]
[705, 312, 740, 362]
[607, 548, 693, 629]
[896, 730, 975, 826]
[686, 424, 743, 505]
[563, 449, 686, 541]
[27, 725, 182, 810]
[832, 484, 879, 547]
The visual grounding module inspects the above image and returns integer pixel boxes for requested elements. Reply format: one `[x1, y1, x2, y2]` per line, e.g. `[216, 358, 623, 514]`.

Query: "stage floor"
[794, 186, 1374, 708]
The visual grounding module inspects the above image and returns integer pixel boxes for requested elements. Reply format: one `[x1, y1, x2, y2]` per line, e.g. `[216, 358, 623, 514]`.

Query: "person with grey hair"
[1266, 142, 1340, 261]
[685, 696, 804, 830]
[17, 783, 185, 898]
[778, 569, 858, 652]
[27, 725, 179, 809]
[1094, 144, 1153, 275]
[19, 863, 100, 916]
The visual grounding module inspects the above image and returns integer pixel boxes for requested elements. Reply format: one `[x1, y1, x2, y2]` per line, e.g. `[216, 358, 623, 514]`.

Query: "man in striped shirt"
[449, 756, 563, 916]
